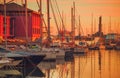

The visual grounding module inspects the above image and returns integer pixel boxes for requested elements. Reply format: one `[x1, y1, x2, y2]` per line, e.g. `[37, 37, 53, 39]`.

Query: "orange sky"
[4, 0, 120, 35]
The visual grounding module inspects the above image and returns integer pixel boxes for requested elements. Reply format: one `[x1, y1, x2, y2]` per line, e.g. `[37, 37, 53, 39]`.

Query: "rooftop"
[0, 2, 35, 13]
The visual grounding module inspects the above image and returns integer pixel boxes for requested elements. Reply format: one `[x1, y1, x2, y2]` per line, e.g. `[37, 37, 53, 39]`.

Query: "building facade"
[105, 33, 120, 41]
[0, 15, 3, 39]
[0, 3, 42, 41]
[0, 14, 10, 40]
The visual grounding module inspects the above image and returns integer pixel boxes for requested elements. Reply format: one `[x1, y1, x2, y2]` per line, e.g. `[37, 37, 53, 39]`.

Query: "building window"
[10, 18, 15, 36]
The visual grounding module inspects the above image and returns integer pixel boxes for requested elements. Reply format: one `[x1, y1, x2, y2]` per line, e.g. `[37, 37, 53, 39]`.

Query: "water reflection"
[41, 50, 120, 78]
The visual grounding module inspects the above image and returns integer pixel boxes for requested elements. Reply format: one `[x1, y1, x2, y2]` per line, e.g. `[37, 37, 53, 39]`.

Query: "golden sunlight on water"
[42, 50, 120, 78]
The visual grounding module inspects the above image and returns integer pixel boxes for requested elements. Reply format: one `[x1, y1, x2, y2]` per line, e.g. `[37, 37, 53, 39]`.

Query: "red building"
[0, 15, 3, 39]
[0, 3, 42, 41]
[0, 14, 10, 40]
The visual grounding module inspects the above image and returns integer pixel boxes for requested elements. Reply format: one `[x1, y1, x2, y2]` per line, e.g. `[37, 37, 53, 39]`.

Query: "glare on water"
[42, 50, 120, 78]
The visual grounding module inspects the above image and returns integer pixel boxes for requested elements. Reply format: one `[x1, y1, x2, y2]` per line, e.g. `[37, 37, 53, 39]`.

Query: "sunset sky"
[2, 0, 120, 35]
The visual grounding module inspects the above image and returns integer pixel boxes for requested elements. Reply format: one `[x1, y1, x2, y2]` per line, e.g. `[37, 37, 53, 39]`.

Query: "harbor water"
[41, 50, 120, 78]
[1, 49, 120, 78]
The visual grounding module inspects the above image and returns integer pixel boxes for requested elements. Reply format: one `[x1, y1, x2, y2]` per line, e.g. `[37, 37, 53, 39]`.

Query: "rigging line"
[53, 0, 67, 42]
[74, 4, 84, 36]
[36, 0, 40, 8]
[52, 0, 61, 27]
[36, 0, 48, 37]
[75, 17, 84, 36]
[75, 18, 84, 36]
[49, 0, 60, 36]
[41, 16, 48, 36]
[54, 0, 66, 32]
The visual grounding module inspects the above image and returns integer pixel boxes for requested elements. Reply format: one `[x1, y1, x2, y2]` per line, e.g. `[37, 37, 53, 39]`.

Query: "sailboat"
[0, 0, 46, 77]
[70, 2, 87, 55]
[40, 0, 67, 61]
[88, 16, 105, 50]
[74, 16, 88, 54]
[88, 37, 100, 50]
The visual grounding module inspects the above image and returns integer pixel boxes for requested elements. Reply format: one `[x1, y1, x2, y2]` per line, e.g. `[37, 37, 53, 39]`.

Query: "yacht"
[74, 41, 88, 55]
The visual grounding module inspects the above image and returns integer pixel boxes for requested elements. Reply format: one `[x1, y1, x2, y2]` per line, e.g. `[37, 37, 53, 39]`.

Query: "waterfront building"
[105, 33, 120, 41]
[0, 14, 10, 40]
[0, 3, 42, 41]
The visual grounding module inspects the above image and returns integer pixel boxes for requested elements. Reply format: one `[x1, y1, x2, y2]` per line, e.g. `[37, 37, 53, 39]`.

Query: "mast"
[78, 15, 81, 40]
[25, 0, 28, 49]
[50, 0, 60, 41]
[4, 0, 7, 49]
[108, 16, 111, 33]
[71, 7, 73, 43]
[73, 2, 75, 45]
[47, 0, 50, 47]
[94, 18, 96, 35]
[62, 12, 64, 43]
[98, 16, 102, 37]
[39, 0, 43, 48]
[91, 13, 93, 36]
[36, 0, 43, 48]
[71, 2, 75, 46]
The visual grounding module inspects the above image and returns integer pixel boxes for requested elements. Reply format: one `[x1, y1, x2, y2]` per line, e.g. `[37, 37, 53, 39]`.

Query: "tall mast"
[94, 18, 96, 35]
[71, 2, 75, 46]
[36, 0, 43, 48]
[62, 12, 64, 43]
[78, 15, 81, 40]
[4, 0, 7, 49]
[98, 16, 102, 37]
[46, 0, 51, 75]
[73, 2, 75, 44]
[39, 0, 43, 48]
[71, 7, 73, 43]
[47, 0, 50, 47]
[91, 13, 93, 36]
[25, 0, 28, 49]
[108, 16, 111, 33]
